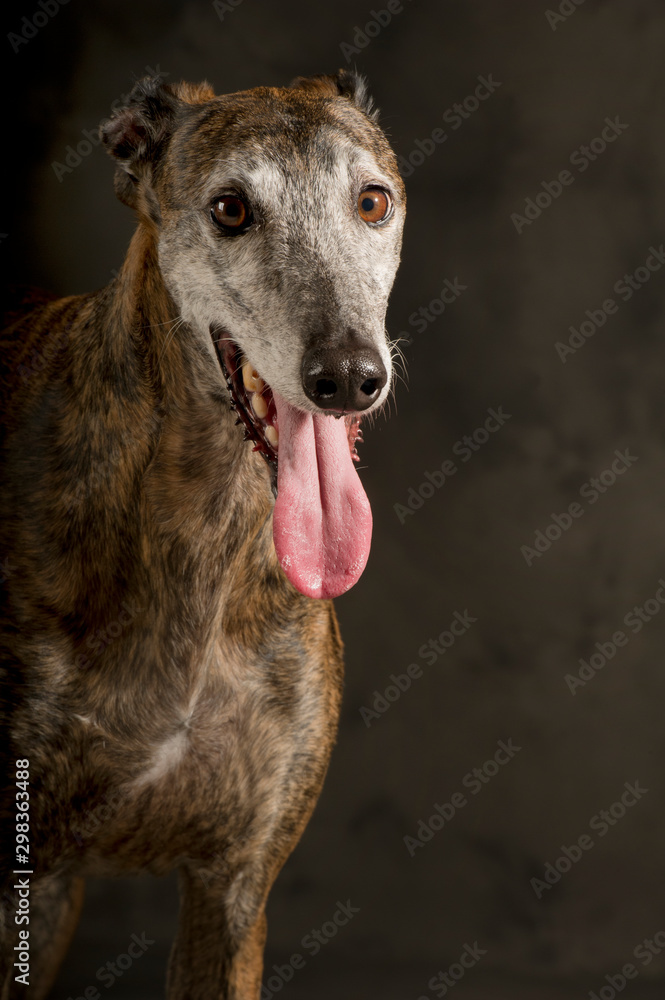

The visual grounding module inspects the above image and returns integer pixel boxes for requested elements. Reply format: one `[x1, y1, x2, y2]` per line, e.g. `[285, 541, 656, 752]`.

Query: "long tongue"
[272, 391, 372, 599]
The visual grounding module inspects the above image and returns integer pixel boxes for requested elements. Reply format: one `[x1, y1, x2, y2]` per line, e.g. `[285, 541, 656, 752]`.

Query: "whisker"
[210, 332, 274, 350]
[388, 336, 409, 370]
[157, 316, 186, 365]
[139, 316, 185, 331]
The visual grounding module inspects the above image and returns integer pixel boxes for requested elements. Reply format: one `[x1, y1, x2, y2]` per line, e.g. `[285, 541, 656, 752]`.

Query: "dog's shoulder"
[0, 286, 95, 438]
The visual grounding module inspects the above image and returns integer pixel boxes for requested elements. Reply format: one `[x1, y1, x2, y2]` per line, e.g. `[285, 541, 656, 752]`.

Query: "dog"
[0, 70, 405, 998]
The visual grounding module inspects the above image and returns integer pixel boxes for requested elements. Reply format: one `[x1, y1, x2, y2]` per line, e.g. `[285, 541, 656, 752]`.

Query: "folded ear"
[289, 69, 379, 123]
[99, 78, 215, 216]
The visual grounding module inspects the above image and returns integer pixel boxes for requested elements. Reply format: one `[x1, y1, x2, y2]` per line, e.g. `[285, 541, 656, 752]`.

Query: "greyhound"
[0, 70, 405, 998]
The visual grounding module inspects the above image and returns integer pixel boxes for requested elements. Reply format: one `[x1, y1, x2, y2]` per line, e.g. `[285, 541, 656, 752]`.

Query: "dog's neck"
[112, 222, 198, 393]
[108, 221, 243, 459]
[69, 222, 280, 640]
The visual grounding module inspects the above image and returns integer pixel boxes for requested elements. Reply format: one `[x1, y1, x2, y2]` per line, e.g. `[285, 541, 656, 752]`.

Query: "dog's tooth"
[265, 424, 279, 450]
[241, 362, 253, 389]
[251, 393, 268, 420]
[242, 362, 265, 394]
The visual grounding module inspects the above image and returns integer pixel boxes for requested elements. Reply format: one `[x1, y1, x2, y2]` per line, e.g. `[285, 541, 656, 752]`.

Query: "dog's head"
[101, 73, 406, 599]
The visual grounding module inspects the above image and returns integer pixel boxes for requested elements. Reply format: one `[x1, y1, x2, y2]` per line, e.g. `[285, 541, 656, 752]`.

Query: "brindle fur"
[0, 72, 404, 999]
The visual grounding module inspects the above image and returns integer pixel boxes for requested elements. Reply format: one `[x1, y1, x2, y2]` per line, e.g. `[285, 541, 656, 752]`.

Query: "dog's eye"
[211, 195, 252, 232]
[358, 188, 392, 225]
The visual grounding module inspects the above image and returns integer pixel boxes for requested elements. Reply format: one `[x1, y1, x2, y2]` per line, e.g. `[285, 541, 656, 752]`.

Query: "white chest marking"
[133, 727, 189, 789]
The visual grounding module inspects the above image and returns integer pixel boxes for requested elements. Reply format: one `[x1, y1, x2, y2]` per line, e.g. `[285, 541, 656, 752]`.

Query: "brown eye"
[211, 195, 251, 231]
[358, 188, 392, 224]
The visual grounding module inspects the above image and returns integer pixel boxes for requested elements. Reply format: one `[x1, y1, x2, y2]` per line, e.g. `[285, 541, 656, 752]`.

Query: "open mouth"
[210, 327, 365, 494]
[212, 330, 279, 491]
[209, 324, 373, 601]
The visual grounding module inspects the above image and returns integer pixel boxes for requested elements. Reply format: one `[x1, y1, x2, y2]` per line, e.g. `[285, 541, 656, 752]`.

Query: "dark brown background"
[3, 0, 665, 996]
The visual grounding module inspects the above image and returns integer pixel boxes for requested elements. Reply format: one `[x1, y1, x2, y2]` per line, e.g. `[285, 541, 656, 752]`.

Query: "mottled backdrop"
[3, 0, 665, 997]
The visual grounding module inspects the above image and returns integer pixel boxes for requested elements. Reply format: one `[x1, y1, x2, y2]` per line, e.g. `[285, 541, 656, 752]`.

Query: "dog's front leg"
[1, 873, 85, 1000]
[167, 865, 267, 1000]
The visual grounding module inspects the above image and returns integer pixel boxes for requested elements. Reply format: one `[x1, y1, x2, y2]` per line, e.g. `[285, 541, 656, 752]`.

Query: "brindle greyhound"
[0, 71, 405, 998]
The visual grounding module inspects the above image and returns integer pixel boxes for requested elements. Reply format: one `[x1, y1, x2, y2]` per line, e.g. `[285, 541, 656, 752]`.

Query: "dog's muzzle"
[210, 325, 379, 600]
[301, 343, 387, 412]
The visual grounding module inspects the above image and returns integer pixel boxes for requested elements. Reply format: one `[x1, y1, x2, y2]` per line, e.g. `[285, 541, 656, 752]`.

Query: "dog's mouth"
[211, 333, 364, 490]
[210, 326, 373, 600]
[214, 335, 280, 492]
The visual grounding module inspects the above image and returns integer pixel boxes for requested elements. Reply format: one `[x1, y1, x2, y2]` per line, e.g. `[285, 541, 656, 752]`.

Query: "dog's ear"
[289, 70, 379, 123]
[99, 78, 215, 217]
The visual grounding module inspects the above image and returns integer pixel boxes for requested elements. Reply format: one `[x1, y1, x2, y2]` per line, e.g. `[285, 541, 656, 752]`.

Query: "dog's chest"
[70, 639, 334, 874]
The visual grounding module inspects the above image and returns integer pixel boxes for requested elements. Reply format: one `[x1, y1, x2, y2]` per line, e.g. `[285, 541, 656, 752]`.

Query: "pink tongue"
[272, 391, 372, 599]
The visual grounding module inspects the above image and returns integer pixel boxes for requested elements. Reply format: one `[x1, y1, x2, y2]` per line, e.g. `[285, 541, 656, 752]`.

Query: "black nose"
[301, 344, 387, 412]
